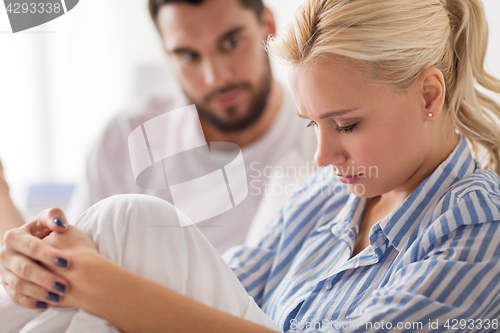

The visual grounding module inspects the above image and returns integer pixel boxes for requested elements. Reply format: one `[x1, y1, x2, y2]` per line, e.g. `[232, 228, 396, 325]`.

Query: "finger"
[0, 270, 50, 310]
[1, 251, 69, 295]
[12, 292, 49, 310]
[3, 269, 66, 306]
[28, 208, 69, 238]
[2, 228, 71, 271]
[5, 264, 68, 297]
[0, 263, 7, 287]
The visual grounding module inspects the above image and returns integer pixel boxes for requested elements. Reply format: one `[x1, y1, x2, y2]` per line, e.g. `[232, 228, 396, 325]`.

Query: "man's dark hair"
[148, 0, 265, 27]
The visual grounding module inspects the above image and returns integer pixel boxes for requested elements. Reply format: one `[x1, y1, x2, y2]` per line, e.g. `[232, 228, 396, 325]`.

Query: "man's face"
[158, 0, 274, 133]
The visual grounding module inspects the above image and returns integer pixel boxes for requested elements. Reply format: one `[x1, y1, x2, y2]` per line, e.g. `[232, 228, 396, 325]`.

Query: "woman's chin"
[347, 183, 369, 197]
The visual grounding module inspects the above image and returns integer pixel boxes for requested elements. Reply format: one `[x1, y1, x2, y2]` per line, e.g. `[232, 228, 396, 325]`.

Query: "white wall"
[0, 0, 499, 213]
[0, 0, 174, 210]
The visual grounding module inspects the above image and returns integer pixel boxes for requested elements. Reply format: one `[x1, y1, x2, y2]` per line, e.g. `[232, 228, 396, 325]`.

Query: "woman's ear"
[420, 67, 446, 119]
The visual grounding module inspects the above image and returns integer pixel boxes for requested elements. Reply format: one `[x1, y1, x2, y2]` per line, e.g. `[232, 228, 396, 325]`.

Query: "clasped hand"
[0, 208, 98, 310]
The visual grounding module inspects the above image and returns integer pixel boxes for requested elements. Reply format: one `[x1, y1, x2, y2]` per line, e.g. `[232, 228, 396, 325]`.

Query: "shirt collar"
[379, 134, 478, 251]
[320, 135, 478, 253]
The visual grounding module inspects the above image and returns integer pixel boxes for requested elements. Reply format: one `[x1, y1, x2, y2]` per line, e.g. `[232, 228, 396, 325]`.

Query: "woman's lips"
[336, 174, 364, 184]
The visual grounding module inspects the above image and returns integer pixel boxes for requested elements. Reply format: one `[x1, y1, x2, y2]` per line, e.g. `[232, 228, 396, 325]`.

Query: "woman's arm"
[66, 250, 277, 333]
[0, 204, 280, 333]
[0, 161, 25, 240]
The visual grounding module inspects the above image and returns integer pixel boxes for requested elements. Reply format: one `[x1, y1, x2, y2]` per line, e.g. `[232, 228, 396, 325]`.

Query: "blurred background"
[0, 0, 499, 220]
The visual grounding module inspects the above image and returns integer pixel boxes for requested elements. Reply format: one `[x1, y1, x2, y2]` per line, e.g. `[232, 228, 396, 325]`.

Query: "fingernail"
[55, 258, 68, 268]
[46, 292, 59, 302]
[53, 217, 66, 228]
[35, 301, 48, 309]
[53, 282, 66, 293]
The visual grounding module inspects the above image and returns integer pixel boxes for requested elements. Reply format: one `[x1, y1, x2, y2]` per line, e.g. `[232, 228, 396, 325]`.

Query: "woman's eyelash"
[335, 123, 358, 133]
[306, 121, 358, 134]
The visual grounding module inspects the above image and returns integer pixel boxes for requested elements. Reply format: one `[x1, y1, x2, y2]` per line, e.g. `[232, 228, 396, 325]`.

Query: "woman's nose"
[314, 129, 347, 168]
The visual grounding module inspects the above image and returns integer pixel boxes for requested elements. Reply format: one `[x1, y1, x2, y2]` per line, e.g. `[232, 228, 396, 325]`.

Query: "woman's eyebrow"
[319, 108, 359, 119]
[297, 108, 359, 119]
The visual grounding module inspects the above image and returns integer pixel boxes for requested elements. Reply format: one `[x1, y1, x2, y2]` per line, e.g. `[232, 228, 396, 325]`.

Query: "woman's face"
[288, 56, 436, 199]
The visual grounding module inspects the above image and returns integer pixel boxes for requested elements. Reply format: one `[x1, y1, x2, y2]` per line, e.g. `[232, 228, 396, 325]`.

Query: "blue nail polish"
[53, 282, 66, 293]
[53, 218, 66, 228]
[35, 301, 48, 309]
[46, 292, 59, 302]
[55, 258, 68, 268]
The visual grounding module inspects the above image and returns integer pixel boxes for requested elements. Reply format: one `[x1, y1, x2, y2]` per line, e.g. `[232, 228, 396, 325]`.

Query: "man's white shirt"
[67, 87, 317, 253]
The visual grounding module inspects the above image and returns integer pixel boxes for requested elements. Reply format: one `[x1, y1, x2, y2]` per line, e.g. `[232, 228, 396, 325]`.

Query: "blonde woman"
[1, 0, 500, 332]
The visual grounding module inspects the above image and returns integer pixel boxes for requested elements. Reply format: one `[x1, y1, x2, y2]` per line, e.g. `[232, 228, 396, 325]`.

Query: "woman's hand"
[0, 208, 97, 310]
[42, 222, 96, 255]
[0, 160, 25, 239]
[41, 221, 101, 309]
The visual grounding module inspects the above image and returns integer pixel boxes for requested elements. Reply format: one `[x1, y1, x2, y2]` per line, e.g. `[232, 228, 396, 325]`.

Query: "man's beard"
[184, 61, 273, 133]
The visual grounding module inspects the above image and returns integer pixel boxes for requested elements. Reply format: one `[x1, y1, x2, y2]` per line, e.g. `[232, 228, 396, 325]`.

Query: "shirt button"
[378, 231, 384, 238]
[325, 283, 332, 290]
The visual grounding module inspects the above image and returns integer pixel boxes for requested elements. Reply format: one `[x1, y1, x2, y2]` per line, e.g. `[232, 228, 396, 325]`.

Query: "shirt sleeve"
[296, 190, 500, 332]
[223, 169, 333, 307]
[222, 208, 285, 306]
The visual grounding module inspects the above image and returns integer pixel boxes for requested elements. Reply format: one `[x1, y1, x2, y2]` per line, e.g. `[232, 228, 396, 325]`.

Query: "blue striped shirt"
[223, 135, 500, 332]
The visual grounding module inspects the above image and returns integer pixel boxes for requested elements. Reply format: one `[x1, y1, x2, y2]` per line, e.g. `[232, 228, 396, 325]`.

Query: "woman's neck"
[377, 126, 460, 217]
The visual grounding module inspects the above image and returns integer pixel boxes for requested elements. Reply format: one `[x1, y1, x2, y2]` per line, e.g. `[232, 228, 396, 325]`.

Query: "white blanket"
[0, 195, 281, 333]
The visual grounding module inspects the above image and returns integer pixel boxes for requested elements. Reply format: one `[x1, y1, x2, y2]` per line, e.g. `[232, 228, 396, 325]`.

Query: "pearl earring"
[427, 113, 433, 118]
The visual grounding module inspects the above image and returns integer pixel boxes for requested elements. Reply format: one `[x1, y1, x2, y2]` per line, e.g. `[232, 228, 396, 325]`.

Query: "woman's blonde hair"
[269, 0, 500, 175]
